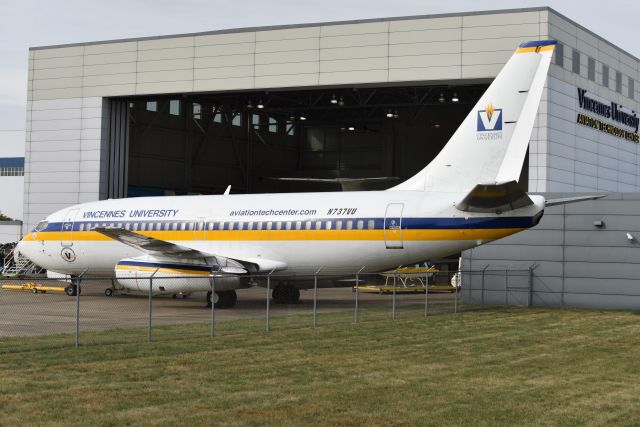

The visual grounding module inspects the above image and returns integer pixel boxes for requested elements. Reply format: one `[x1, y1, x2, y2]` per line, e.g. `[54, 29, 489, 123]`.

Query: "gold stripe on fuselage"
[23, 228, 525, 242]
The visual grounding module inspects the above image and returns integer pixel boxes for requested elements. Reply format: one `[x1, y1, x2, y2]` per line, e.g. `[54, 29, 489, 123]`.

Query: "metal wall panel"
[464, 193, 640, 309]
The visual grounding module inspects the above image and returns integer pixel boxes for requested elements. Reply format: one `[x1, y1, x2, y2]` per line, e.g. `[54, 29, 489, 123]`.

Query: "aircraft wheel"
[215, 290, 237, 309]
[287, 286, 300, 304]
[273, 284, 299, 304]
[104, 288, 113, 297]
[32, 288, 38, 294]
[206, 290, 220, 308]
[65, 285, 77, 297]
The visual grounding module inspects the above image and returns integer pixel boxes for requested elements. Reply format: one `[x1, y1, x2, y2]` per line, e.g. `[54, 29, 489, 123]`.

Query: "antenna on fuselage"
[223, 185, 231, 195]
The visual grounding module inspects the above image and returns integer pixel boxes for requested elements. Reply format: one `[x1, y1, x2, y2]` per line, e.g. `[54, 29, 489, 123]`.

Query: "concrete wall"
[0, 221, 22, 244]
[463, 193, 640, 309]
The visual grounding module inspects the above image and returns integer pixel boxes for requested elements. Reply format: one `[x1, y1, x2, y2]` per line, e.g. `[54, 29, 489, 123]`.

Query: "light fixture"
[392, 110, 399, 119]
[451, 92, 459, 102]
[256, 99, 264, 109]
[338, 96, 344, 107]
[438, 92, 445, 103]
[348, 126, 355, 131]
[299, 115, 306, 121]
[627, 232, 634, 242]
[246, 99, 254, 108]
[330, 94, 338, 104]
[432, 122, 441, 129]
[593, 220, 604, 228]
[386, 109, 394, 118]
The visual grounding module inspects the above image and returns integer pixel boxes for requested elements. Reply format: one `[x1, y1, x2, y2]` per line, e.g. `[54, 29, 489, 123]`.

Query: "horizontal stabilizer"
[545, 194, 607, 207]
[456, 181, 533, 213]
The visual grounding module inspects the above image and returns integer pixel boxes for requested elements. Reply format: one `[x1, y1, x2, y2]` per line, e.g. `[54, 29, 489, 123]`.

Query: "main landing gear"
[272, 284, 300, 305]
[65, 284, 80, 296]
[206, 290, 237, 309]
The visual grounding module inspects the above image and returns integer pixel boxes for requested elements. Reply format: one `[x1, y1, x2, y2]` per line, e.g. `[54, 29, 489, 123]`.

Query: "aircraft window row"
[74, 219, 379, 231]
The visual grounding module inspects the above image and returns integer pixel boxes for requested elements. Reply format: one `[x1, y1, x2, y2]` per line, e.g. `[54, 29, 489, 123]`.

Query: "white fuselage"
[17, 190, 545, 279]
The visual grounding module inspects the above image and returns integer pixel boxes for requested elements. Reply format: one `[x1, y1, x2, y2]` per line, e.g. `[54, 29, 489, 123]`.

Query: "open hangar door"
[112, 83, 507, 198]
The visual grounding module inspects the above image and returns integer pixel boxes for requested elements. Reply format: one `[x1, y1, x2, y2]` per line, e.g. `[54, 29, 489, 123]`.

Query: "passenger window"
[276, 221, 282, 230]
[156, 222, 161, 230]
[248, 221, 253, 230]
[172, 222, 178, 230]
[336, 221, 342, 230]
[180, 222, 186, 231]
[208, 222, 213, 230]
[296, 221, 301, 230]
[286, 221, 292, 230]
[267, 221, 273, 230]
[133, 223, 139, 231]
[148, 223, 154, 231]
[315, 221, 321, 230]
[141, 223, 147, 231]
[125, 223, 130, 231]
[357, 220, 364, 230]
[79, 223, 84, 231]
[229, 222, 234, 231]
[326, 221, 332, 230]
[346, 220, 353, 230]
[164, 223, 171, 231]
[368, 220, 375, 230]
[117, 223, 123, 228]
[305, 221, 312, 230]
[257, 222, 263, 230]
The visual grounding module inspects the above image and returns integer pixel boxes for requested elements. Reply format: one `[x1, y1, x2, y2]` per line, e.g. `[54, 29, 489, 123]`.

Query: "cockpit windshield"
[34, 221, 48, 232]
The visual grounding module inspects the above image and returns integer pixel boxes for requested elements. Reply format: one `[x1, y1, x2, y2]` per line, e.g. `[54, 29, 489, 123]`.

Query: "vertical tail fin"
[391, 40, 556, 193]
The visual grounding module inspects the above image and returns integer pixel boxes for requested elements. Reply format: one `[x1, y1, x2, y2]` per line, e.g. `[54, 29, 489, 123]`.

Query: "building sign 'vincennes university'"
[576, 88, 639, 143]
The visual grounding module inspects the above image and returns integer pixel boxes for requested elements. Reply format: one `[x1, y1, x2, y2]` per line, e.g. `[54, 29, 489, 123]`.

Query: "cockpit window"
[34, 221, 48, 232]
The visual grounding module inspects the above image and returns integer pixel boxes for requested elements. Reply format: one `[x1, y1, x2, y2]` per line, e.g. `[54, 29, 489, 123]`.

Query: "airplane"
[15, 40, 601, 308]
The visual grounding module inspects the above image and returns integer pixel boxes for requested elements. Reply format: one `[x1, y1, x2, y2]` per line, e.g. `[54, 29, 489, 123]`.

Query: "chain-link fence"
[0, 268, 536, 353]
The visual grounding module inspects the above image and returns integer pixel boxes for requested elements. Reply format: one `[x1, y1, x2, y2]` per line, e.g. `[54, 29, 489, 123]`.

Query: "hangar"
[23, 7, 640, 234]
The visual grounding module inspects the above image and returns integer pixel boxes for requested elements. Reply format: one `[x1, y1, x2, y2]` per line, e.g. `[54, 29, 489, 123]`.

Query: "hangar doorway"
[109, 83, 517, 198]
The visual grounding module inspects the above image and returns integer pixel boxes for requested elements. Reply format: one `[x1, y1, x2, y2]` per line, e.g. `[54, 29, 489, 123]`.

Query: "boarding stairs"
[2, 249, 35, 277]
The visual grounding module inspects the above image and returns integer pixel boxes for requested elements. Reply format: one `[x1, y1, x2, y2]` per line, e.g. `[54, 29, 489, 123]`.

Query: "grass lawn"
[1, 307, 640, 426]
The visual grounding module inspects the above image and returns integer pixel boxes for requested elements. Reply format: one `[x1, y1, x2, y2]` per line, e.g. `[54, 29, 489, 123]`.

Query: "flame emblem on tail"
[485, 103, 495, 120]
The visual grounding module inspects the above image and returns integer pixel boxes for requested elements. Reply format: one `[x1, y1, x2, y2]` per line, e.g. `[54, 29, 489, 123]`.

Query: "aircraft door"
[384, 203, 404, 249]
[61, 208, 80, 247]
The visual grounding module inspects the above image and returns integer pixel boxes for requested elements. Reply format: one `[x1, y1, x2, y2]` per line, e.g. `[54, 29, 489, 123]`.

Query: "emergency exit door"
[384, 203, 404, 249]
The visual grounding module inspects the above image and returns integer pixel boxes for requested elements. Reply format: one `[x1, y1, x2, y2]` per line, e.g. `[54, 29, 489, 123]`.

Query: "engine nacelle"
[115, 257, 249, 295]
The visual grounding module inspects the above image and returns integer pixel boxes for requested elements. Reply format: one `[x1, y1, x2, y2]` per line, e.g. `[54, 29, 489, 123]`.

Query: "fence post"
[313, 267, 322, 329]
[74, 275, 81, 349]
[481, 265, 488, 308]
[424, 269, 429, 317]
[148, 269, 158, 343]
[210, 273, 216, 337]
[392, 271, 397, 320]
[454, 272, 458, 314]
[528, 266, 533, 308]
[354, 266, 365, 324]
[505, 268, 509, 305]
[266, 269, 275, 332]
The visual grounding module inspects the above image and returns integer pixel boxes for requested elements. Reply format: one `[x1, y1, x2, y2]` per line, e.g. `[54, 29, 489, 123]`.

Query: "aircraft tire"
[65, 285, 77, 297]
[104, 288, 113, 297]
[216, 290, 237, 309]
[273, 284, 299, 304]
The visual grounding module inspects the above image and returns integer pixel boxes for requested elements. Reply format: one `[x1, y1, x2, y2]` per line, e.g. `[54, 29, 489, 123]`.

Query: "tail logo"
[477, 103, 503, 131]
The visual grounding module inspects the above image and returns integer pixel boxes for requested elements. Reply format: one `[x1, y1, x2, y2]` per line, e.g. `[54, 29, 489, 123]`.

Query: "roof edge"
[29, 7, 549, 50]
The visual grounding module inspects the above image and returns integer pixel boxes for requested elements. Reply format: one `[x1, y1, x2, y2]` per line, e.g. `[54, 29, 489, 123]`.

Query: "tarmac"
[0, 281, 456, 337]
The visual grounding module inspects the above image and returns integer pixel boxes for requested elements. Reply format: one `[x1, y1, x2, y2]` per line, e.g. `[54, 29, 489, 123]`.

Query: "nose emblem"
[60, 247, 76, 263]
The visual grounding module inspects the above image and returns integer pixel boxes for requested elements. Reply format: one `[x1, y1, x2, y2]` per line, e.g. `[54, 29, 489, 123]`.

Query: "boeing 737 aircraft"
[16, 40, 599, 308]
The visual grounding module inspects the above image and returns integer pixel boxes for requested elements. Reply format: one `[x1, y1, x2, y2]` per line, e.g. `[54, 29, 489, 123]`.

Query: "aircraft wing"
[93, 227, 251, 274]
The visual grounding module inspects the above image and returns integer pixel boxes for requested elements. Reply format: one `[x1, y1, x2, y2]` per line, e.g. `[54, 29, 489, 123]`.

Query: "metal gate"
[384, 202, 404, 249]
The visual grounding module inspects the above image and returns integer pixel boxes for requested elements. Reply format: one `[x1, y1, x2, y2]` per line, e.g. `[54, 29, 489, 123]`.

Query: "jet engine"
[114, 256, 249, 295]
